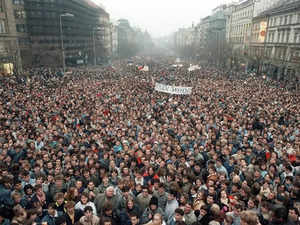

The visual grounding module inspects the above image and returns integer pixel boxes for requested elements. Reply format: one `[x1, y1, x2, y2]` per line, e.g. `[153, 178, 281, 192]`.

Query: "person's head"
[127, 197, 134, 210]
[207, 195, 214, 205]
[184, 202, 193, 214]
[87, 181, 95, 190]
[75, 180, 83, 190]
[13, 204, 27, 221]
[103, 202, 113, 216]
[102, 217, 112, 225]
[288, 207, 299, 222]
[64, 201, 75, 215]
[272, 206, 288, 223]
[209, 221, 220, 225]
[55, 192, 65, 205]
[247, 198, 258, 209]
[122, 186, 130, 198]
[149, 196, 159, 211]
[158, 183, 165, 194]
[35, 184, 43, 196]
[174, 208, 184, 222]
[48, 202, 56, 216]
[210, 204, 220, 219]
[55, 175, 64, 188]
[80, 192, 89, 204]
[24, 184, 33, 195]
[224, 213, 234, 225]
[105, 186, 115, 198]
[240, 210, 260, 225]
[84, 206, 93, 218]
[55, 215, 67, 225]
[130, 213, 140, 225]
[27, 208, 38, 221]
[200, 205, 209, 217]
[141, 185, 149, 197]
[168, 189, 177, 201]
[153, 213, 163, 225]
[12, 192, 22, 204]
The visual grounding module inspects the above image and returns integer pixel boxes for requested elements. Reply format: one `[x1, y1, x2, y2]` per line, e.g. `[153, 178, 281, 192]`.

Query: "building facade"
[173, 26, 197, 59]
[5, 0, 110, 69]
[228, 0, 254, 54]
[198, 16, 211, 52]
[0, 0, 22, 73]
[252, 0, 300, 80]
[109, 21, 118, 60]
[253, 0, 282, 17]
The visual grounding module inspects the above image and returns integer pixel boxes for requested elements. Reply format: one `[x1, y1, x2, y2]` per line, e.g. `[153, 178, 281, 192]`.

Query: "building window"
[289, 15, 293, 24]
[0, 20, 6, 33]
[280, 17, 283, 25]
[0, 0, 4, 12]
[12, 0, 24, 5]
[294, 32, 298, 43]
[284, 16, 288, 25]
[18, 38, 30, 46]
[286, 31, 290, 43]
[16, 24, 27, 32]
[14, 10, 26, 19]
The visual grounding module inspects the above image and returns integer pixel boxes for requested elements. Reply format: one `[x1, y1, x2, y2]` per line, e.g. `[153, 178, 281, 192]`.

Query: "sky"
[94, 0, 233, 38]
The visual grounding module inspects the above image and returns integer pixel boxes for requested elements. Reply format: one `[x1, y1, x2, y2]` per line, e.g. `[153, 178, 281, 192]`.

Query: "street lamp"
[59, 13, 74, 73]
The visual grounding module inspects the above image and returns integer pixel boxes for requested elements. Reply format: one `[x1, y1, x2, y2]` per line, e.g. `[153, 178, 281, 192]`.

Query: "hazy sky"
[94, 0, 232, 38]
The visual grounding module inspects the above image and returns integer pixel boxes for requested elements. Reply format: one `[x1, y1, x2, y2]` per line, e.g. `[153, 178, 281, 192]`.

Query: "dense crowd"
[0, 59, 299, 225]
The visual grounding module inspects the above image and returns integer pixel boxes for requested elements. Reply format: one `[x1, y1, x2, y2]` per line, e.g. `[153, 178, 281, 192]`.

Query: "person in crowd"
[119, 197, 141, 225]
[94, 187, 119, 216]
[240, 210, 261, 225]
[137, 186, 152, 214]
[183, 202, 197, 225]
[141, 196, 164, 224]
[167, 208, 185, 225]
[153, 183, 168, 211]
[75, 192, 97, 215]
[42, 202, 61, 225]
[130, 212, 141, 225]
[165, 190, 179, 222]
[61, 201, 83, 225]
[145, 213, 166, 225]
[79, 206, 100, 225]
[99, 202, 119, 225]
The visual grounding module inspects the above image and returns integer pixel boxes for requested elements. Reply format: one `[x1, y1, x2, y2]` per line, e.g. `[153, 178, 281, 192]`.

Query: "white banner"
[155, 83, 192, 95]
[188, 65, 201, 72]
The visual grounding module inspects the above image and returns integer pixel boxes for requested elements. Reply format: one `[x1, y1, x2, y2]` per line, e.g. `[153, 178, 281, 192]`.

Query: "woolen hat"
[149, 196, 158, 206]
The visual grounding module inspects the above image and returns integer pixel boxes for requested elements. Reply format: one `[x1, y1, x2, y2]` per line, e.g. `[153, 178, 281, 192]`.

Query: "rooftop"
[257, 0, 300, 17]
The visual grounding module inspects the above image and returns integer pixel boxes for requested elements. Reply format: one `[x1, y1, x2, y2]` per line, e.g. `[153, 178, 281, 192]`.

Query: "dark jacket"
[62, 209, 83, 225]
[94, 193, 119, 216]
[42, 214, 56, 225]
[119, 206, 141, 225]
[0, 219, 10, 225]
[192, 214, 210, 225]
[0, 185, 13, 207]
[100, 214, 119, 225]
[141, 207, 164, 224]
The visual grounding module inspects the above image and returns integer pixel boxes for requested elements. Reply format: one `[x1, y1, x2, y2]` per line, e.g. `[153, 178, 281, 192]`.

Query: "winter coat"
[141, 207, 165, 224]
[94, 193, 119, 216]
